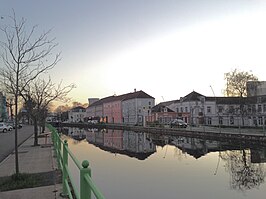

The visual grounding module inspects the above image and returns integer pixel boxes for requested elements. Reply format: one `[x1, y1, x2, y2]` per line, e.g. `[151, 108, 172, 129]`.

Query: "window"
[248, 105, 252, 113]
[229, 106, 234, 113]
[218, 106, 223, 113]
[219, 117, 223, 125]
[149, 101, 151, 105]
[252, 105, 256, 113]
[253, 117, 257, 126]
[207, 117, 212, 125]
[207, 106, 211, 113]
[264, 104, 266, 113]
[230, 116, 234, 125]
[258, 97, 262, 103]
[258, 105, 262, 113]
[176, 108, 179, 113]
[180, 107, 183, 113]
[185, 107, 188, 112]
[259, 117, 263, 125]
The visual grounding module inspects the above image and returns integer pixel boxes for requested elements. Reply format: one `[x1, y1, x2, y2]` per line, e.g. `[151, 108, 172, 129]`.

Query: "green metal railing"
[47, 124, 105, 199]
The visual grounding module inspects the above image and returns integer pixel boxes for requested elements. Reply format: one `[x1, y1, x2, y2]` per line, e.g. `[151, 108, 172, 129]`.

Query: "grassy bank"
[0, 171, 61, 191]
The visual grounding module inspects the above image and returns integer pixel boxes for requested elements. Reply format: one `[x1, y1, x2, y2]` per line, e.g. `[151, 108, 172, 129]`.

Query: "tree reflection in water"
[220, 150, 266, 191]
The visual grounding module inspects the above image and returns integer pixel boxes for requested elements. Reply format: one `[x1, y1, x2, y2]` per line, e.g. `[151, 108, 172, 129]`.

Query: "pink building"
[103, 129, 123, 150]
[87, 90, 155, 125]
[103, 99, 123, 123]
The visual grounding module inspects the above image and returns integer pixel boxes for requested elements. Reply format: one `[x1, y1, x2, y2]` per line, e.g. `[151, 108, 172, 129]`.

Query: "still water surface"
[60, 127, 266, 199]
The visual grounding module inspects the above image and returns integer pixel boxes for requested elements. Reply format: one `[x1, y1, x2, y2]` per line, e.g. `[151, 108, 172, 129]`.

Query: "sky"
[1, 0, 266, 105]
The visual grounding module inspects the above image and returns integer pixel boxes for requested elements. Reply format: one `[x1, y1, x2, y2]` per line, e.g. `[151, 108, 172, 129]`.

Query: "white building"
[122, 91, 155, 125]
[156, 91, 266, 127]
[68, 106, 86, 123]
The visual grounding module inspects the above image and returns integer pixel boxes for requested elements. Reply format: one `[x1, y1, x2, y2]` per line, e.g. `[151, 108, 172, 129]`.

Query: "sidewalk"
[0, 133, 63, 199]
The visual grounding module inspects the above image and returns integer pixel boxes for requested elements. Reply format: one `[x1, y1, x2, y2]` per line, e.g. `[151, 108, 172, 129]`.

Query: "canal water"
[60, 127, 266, 199]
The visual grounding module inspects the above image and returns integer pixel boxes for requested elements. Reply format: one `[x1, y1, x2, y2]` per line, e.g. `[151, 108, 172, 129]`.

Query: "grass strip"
[0, 170, 61, 191]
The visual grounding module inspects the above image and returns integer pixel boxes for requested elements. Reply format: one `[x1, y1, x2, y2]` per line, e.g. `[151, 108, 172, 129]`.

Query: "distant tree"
[0, 11, 60, 175]
[224, 69, 258, 126]
[224, 69, 258, 97]
[54, 104, 71, 113]
[71, 101, 88, 108]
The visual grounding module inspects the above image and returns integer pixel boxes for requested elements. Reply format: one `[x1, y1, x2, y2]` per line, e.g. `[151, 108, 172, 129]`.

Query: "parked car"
[5, 121, 22, 129]
[0, 122, 8, 133]
[88, 120, 98, 124]
[170, 119, 188, 128]
[5, 123, 13, 131]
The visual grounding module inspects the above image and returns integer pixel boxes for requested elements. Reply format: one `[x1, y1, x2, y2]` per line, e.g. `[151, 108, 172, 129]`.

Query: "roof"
[89, 96, 117, 107]
[179, 91, 266, 105]
[152, 100, 177, 112]
[88, 90, 154, 107]
[181, 91, 205, 102]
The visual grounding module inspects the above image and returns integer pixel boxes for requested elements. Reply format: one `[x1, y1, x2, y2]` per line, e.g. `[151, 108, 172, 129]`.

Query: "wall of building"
[103, 100, 123, 123]
[68, 108, 86, 122]
[247, 81, 266, 97]
[122, 98, 155, 125]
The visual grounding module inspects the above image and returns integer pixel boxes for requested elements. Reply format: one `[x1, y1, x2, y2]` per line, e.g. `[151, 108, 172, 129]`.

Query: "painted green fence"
[47, 124, 106, 199]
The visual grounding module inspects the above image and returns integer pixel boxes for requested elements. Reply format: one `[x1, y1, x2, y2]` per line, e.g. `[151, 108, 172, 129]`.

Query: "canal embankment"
[53, 122, 266, 144]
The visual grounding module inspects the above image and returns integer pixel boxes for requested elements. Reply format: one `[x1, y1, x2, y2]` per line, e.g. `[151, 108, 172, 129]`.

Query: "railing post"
[80, 160, 91, 199]
[54, 130, 58, 152]
[62, 140, 69, 196]
[57, 133, 62, 169]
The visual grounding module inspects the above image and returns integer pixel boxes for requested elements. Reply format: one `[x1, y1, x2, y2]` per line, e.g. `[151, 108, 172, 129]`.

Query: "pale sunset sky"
[1, 1, 266, 105]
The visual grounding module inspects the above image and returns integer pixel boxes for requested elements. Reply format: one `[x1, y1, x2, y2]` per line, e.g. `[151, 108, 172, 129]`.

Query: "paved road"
[0, 125, 34, 163]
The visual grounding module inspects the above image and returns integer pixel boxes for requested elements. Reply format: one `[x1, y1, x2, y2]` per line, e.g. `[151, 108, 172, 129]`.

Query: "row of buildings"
[67, 81, 266, 128]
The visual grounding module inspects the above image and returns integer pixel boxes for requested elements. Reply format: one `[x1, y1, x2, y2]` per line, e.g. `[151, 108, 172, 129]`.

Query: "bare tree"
[0, 11, 60, 175]
[22, 77, 75, 146]
[224, 69, 258, 125]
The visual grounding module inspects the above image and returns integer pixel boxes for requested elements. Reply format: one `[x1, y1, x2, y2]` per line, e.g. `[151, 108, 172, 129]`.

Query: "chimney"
[134, 88, 136, 92]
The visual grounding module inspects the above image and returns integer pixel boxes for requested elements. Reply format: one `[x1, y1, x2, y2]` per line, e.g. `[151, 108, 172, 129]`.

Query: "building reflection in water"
[85, 128, 156, 160]
[169, 135, 266, 191]
[62, 127, 266, 192]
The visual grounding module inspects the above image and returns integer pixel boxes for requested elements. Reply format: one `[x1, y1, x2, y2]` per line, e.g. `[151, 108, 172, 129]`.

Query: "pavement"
[0, 131, 63, 199]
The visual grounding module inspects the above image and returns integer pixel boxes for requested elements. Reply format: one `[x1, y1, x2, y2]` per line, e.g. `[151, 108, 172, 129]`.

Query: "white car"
[0, 123, 8, 133]
[5, 123, 13, 131]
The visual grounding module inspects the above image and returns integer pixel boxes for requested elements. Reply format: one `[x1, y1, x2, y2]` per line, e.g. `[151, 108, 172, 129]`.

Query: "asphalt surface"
[0, 125, 34, 163]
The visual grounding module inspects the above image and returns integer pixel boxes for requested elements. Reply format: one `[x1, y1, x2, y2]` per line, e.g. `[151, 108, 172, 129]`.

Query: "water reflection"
[87, 129, 156, 160]
[60, 127, 266, 196]
[220, 150, 266, 191]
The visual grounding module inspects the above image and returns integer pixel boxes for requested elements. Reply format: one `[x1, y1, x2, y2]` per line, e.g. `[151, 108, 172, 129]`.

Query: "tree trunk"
[41, 122, 45, 133]
[14, 94, 19, 174]
[33, 117, 39, 146]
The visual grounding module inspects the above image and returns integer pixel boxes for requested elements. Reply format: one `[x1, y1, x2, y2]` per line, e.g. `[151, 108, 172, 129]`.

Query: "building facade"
[86, 90, 155, 125]
[68, 106, 86, 122]
[151, 91, 266, 127]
